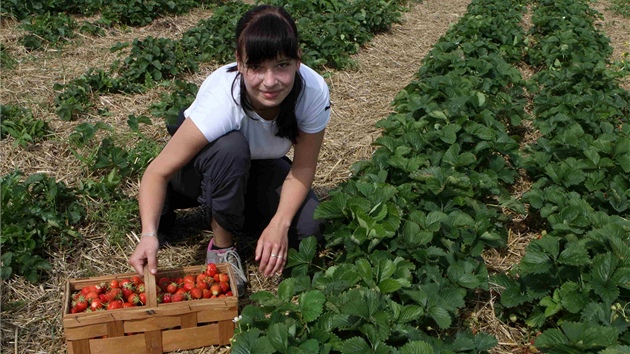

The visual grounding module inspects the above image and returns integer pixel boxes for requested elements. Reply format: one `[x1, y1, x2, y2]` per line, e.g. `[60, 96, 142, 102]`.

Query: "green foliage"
[495, 1, 630, 352]
[0, 0, 103, 20]
[0, 104, 52, 147]
[0, 0, 202, 24]
[54, 68, 115, 121]
[233, 238, 497, 353]
[69, 118, 159, 244]
[608, 0, 630, 18]
[78, 21, 106, 37]
[150, 80, 198, 126]
[0, 43, 17, 70]
[276, 0, 406, 69]
[100, 0, 204, 27]
[115, 36, 199, 89]
[0, 171, 85, 282]
[18, 12, 78, 50]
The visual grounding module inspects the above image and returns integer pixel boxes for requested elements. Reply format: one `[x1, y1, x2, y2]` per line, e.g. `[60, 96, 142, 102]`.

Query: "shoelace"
[221, 249, 248, 284]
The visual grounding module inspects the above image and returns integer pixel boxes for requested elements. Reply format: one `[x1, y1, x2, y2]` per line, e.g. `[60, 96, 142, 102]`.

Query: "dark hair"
[227, 5, 302, 143]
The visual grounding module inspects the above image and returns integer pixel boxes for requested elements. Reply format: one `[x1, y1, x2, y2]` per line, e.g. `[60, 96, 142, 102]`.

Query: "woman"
[128, 5, 331, 294]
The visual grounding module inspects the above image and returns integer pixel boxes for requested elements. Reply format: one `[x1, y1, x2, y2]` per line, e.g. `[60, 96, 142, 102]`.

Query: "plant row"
[230, 0, 532, 352]
[1, 0, 225, 51]
[494, 0, 630, 352]
[53, 0, 408, 122]
[1, 0, 211, 26]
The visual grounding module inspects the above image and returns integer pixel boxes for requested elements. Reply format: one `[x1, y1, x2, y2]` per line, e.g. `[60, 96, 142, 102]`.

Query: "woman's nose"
[262, 69, 277, 86]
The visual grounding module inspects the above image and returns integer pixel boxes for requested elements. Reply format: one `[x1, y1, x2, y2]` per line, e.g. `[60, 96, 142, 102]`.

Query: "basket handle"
[144, 265, 158, 308]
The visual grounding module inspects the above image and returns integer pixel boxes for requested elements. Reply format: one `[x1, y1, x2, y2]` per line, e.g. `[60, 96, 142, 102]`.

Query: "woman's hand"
[255, 218, 289, 276]
[129, 235, 160, 276]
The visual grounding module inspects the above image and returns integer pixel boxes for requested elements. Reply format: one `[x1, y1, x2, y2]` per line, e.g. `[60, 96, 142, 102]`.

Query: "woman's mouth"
[262, 91, 280, 99]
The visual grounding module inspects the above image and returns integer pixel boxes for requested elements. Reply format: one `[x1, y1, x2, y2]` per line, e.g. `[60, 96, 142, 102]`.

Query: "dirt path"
[317, 0, 472, 190]
[592, 0, 630, 90]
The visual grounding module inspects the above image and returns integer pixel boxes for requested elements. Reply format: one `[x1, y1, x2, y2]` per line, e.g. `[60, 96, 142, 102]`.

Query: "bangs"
[239, 15, 299, 65]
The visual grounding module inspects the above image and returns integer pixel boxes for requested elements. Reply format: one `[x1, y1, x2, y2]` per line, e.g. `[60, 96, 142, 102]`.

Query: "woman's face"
[238, 55, 300, 112]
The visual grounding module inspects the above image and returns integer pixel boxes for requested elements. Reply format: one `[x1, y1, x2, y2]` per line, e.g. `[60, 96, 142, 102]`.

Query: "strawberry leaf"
[299, 290, 325, 323]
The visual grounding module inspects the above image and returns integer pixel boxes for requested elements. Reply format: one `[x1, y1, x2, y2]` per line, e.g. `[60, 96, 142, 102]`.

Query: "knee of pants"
[194, 131, 251, 179]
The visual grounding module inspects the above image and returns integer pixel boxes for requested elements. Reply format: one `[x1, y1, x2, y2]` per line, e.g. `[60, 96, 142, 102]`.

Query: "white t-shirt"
[184, 63, 331, 160]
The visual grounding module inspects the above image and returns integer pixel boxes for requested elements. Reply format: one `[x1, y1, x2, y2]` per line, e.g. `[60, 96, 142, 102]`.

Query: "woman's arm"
[129, 118, 209, 276]
[256, 128, 326, 276]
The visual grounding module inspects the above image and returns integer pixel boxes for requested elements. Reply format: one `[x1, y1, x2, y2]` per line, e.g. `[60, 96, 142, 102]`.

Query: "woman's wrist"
[270, 214, 291, 231]
[141, 232, 158, 238]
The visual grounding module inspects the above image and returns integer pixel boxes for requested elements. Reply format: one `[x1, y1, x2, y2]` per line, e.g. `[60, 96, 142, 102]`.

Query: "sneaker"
[206, 238, 247, 297]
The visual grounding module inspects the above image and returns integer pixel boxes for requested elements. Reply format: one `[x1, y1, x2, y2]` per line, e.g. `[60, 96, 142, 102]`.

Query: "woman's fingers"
[261, 247, 286, 276]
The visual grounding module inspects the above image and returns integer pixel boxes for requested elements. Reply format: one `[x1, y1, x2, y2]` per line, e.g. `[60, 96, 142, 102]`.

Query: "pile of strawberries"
[158, 263, 233, 303]
[68, 263, 233, 313]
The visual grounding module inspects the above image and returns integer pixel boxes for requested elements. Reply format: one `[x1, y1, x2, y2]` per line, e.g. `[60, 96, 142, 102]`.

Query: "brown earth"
[1, 0, 628, 353]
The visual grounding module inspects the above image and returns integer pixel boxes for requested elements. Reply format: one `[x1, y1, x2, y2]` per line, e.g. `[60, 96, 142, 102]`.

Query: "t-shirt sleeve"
[184, 66, 240, 142]
[297, 66, 331, 134]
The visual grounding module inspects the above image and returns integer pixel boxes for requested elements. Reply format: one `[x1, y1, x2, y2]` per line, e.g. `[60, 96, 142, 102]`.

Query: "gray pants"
[161, 128, 323, 249]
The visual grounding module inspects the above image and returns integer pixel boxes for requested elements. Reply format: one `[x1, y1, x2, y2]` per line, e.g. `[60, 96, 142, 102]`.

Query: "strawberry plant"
[0, 104, 52, 147]
[18, 12, 78, 50]
[0, 43, 16, 70]
[608, 0, 630, 18]
[1, 171, 85, 282]
[150, 79, 198, 127]
[493, 1, 630, 352]
[234, 238, 497, 352]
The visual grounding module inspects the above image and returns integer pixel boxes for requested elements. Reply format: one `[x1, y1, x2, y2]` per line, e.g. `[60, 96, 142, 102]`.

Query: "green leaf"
[520, 237, 560, 274]
[268, 323, 289, 353]
[558, 282, 589, 314]
[298, 339, 320, 353]
[314, 193, 349, 219]
[447, 263, 480, 289]
[231, 329, 275, 354]
[592, 253, 615, 283]
[299, 290, 326, 323]
[525, 309, 546, 328]
[428, 110, 448, 121]
[399, 341, 434, 354]
[614, 137, 630, 173]
[397, 305, 424, 323]
[428, 306, 451, 329]
[476, 91, 486, 107]
[356, 258, 375, 288]
[250, 291, 284, 307]
[278, 278, 296, 302]
[342, 337, 371, 354]
[378, 278, 401, 294]
[375, 258, 396, 283]
[557, 241, 590, 266]
[287, 236, 318, 276]
[540, 292, 562, 317]
[534, 328, 568, 347]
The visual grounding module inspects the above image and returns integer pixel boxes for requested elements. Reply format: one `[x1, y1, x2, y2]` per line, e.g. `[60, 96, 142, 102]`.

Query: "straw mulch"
[1, 0, 628, 353]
